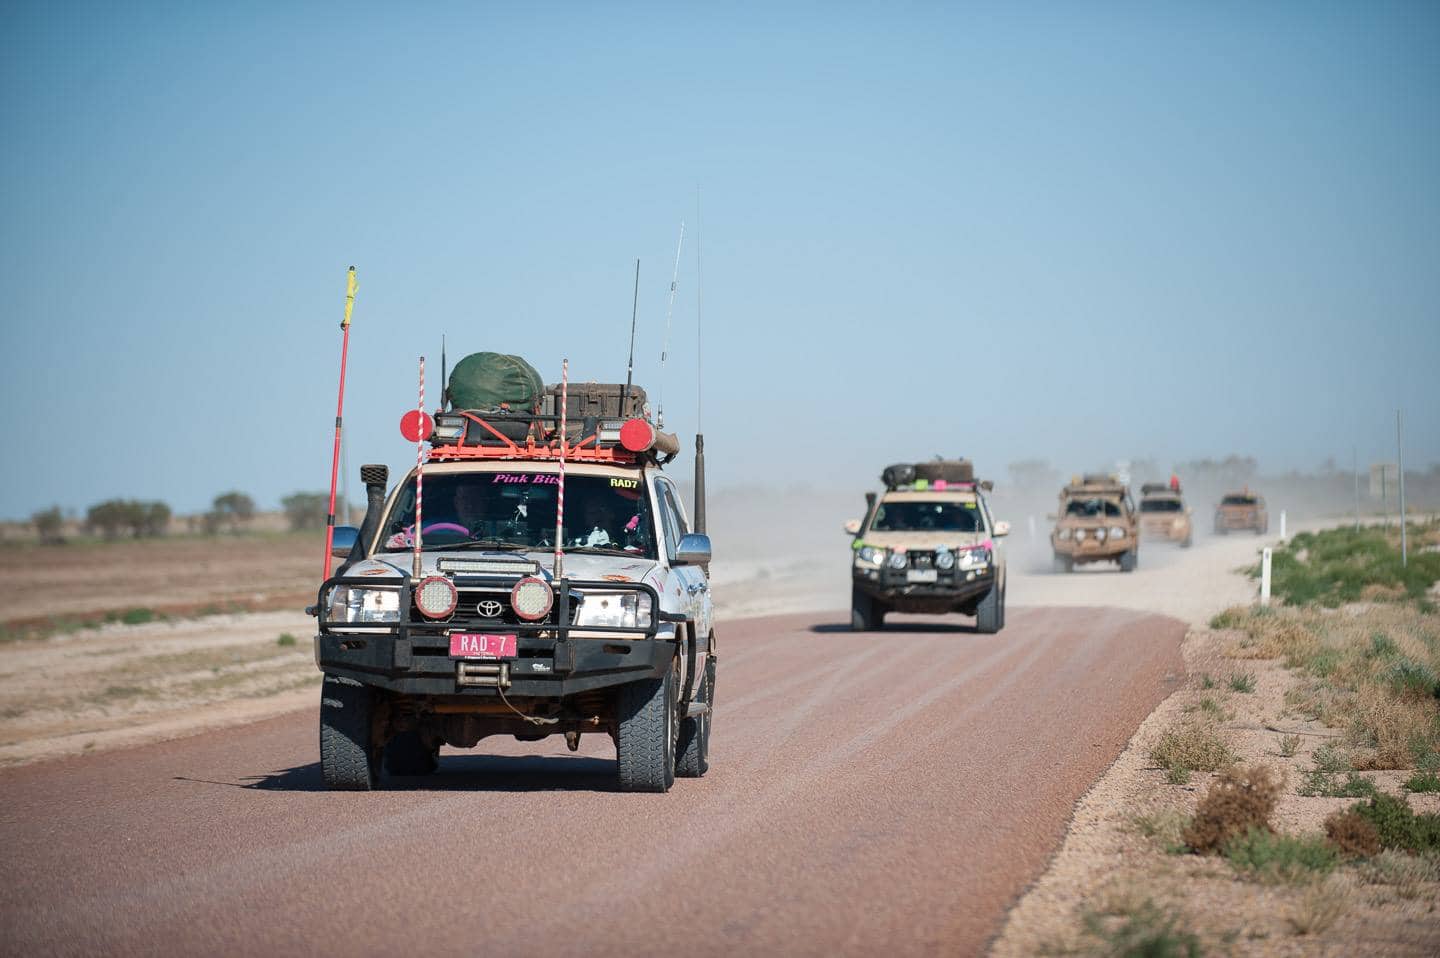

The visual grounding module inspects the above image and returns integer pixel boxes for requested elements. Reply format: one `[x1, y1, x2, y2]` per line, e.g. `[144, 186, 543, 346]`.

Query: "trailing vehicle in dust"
[311, 352, 715, 793]
[844, 459, 1009, 633]
[1214, 489, 1268, 535]
[1138, 482, 1193, 548]
[1050, 475, 1140, 573]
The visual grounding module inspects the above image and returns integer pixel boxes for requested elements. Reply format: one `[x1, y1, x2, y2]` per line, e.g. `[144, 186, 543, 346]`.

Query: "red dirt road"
[0, 607, 1183, 957]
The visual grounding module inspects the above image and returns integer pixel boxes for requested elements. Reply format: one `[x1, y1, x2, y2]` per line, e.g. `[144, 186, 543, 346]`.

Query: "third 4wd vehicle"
[1214, 489, 1268, 535]
[844, 460, 1010, 633]
[1050, 475, 1140, 573]
[1138, 482, 1193, 548]
[312, 354, 715, 793]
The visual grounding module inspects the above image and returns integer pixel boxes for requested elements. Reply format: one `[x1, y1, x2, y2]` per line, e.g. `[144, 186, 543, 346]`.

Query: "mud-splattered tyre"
[1181, 535, 1193, 549]
[1119, 550, 1138, 573]
[676, 657, 715, 779]
[1052, 553, 1074, 574]
[320, 674, 380, 791]
[616, 657, 677, 792]
[975, 584, 1002, 634]
[384, 730, 440, 776]
[851, 587, 883, 631]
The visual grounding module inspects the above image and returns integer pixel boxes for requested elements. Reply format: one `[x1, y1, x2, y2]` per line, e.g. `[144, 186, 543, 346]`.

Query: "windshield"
[1064, 497, 1124, 518]
[1222, 496, 1257, 507]
[379, 471, 656, 557]
[1140, 499, 1183, 513]
[870, 500, 984, 533]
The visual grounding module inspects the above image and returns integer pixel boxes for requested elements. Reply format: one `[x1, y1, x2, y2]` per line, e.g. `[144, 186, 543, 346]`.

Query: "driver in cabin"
[570, 496, 618, 548]
[454, 482, 508, 539]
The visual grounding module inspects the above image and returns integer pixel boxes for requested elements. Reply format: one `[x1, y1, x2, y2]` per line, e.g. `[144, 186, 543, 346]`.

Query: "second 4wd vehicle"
[1050, 475, 1140, 573]
[313, 356, 715, 793]
[1138, 482, 1193, 547]
[844, 460, 1010, 633]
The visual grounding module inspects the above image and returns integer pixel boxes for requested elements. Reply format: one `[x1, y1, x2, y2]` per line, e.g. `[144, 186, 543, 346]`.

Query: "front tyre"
[1119, 550, 1138, 573]
[320, 674, 380, 790]
[616, 656, 678, 792]
[676, 657, 715, 778]
[975, 583, 1002, 634]
[1052, 553, 1074, 574]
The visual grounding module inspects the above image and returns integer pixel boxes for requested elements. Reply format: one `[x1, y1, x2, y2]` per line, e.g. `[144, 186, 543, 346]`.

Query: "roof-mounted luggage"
[881, 458, 986, 491]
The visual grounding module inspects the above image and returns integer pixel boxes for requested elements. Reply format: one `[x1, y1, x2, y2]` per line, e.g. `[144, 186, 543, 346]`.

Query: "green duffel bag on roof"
[447, 352, 544, 411]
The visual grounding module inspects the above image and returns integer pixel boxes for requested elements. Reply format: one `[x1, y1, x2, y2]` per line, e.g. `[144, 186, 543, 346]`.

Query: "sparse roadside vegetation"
[994, 521, 1440, 956]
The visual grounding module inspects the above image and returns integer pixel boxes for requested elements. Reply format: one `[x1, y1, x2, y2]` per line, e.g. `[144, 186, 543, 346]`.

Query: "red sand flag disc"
[400, 409, 434, 443]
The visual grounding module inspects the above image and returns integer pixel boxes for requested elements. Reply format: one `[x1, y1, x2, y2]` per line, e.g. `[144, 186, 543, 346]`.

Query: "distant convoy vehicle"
[1214, 489, 1269, 535]
[1050, 475, 1140, 573]
[1138, 482, 1193, 548]
[844, 459, 1009, 633]
[312, 353, 714, 793]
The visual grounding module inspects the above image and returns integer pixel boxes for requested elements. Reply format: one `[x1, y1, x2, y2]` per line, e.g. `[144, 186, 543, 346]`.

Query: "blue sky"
[2, 1, 1436, 518]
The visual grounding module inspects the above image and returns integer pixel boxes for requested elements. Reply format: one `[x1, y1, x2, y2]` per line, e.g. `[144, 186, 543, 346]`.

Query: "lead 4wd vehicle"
[1214, 489, 1268, 535]
[313, 374, 715, 793]
[1050, 475, 1140, 572]
[844, 460, 1010, 633]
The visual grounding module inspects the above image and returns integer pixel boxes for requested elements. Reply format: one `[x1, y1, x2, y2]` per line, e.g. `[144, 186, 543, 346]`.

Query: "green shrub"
[1079, 900, 1202, 957]
[119, 607, 156, 626]
[1229, 672, 1256, 693]
[1299, 771, 1378, 799]
[1386, 659, 1440, 700]
[276, 633, 297, 647]
[1312, 742, 1350, 773]
[1404, 772, 1440, 793]
[1224, 827, 1339, 884]
[1351, 792, 1440, 853]
[1368, 632, 1400, 659]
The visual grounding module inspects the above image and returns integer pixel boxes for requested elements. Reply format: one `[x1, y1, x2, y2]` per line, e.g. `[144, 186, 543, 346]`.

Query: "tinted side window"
[654, 483, 681, 559]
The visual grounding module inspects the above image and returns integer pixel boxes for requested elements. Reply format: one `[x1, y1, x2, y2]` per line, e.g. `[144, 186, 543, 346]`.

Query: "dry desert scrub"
[1183, 764, 1282, 854]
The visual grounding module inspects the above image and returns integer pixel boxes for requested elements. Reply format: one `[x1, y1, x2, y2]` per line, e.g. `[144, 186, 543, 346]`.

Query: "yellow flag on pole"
[342, 266, 358, 328]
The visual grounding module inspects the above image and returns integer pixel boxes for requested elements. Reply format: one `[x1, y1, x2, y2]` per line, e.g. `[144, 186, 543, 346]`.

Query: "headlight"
[1172, 518, 1185, 530]
[1074, 529, 1086, 541]
[957, 546, 990, 570]
[1110, 526, 1126, 539]
[575, 590, 654, 629]
[511, 576, 554, 621]
[935, 548, 955, 570]
[327, 585, 400, 624]
[1095, 528, 1108, 542]
[856, 545, 885, 565]
[1057, 528, 1073, 540]
[887, 550, 908, 570]
[415, 576, 458, 618]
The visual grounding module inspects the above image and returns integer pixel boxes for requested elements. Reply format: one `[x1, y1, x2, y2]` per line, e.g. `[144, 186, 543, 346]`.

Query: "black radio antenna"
[440, 334, 448, 411]
[623, 258, 639, 409]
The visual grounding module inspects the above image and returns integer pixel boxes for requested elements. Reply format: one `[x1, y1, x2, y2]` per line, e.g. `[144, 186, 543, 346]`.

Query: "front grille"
[908, 550, 935, 569]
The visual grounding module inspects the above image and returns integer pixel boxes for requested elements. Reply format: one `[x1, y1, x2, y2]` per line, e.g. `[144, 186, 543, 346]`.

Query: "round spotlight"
[936, 549, 955, 570]
[887, 550, 908, 570]
[511, 576, 554, 621]
[415, 576, 458, 618]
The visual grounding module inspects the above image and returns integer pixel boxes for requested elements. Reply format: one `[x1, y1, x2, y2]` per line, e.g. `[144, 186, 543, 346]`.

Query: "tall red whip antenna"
[321, 267, 358, 582]
[413, 356, 426, 579]
[553, 358, 568, 580]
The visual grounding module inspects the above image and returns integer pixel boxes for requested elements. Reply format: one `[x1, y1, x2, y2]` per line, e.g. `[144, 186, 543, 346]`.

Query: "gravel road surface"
[0, 606, 1183, 957]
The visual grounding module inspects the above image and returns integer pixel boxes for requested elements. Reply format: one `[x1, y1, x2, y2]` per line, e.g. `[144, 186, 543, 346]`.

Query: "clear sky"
[2, 0, 1436, 519]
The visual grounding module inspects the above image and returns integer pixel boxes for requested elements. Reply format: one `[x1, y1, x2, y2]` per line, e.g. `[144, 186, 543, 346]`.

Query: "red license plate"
[449, 633, 517, 659]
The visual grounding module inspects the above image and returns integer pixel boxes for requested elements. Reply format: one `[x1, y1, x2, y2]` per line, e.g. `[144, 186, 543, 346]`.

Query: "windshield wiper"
[564, 545, 639, 556]
[442, 538, 537, 552]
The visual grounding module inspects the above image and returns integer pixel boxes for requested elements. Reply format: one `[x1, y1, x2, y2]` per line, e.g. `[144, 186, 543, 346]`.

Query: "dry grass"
[1150, 721, 1235, 779]
[1182, 764, 1282, 854]
[1287, 875, 1351, 935]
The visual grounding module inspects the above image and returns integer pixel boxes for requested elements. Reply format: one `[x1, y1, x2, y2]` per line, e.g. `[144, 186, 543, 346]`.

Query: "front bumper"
[314, 573, 678, 697]
[853, 564, 996, 603]
[1051, 535, 1132, 559]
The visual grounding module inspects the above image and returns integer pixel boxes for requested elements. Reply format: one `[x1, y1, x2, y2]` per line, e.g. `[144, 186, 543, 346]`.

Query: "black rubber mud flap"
[320, 674, 380, 790]
[384, 730, 440, 776]
[676, 657, 714, 778]
[616, 659, 677, 792]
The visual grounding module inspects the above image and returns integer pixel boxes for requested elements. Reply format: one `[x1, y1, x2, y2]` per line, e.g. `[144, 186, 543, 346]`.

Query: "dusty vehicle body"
[1050, 476, 1140, 572]
[313, 403, 715, 793]
[1214, 490, 1268, 535]
[1138, 483, 1193, 547]
[845, 461, 1009, 633]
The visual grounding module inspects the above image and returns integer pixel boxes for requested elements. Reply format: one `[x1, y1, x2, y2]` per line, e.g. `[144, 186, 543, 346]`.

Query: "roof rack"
[425, 409, 676, 465]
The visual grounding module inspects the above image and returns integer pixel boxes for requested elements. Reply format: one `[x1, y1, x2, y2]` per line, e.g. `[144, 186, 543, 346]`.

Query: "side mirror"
[673, 532, 712, 567]
[993, 520, 1011, 537]
[843, 518, 862, 536]
[331, 526, 360, 558]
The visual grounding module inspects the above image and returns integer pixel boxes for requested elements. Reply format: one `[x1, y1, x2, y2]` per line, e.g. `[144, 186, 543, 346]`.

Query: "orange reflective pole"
[321, 267, 358, 582]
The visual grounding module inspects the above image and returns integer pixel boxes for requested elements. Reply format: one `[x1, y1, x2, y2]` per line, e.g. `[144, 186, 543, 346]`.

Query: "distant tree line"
[28, 488, 353, 545]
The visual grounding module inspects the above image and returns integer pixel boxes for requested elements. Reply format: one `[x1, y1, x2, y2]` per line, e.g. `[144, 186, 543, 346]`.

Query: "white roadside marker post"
[1260, 548, 1272, 606]
[1028, 515, 1037, 540]
[1280, 510, 1287, 540]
